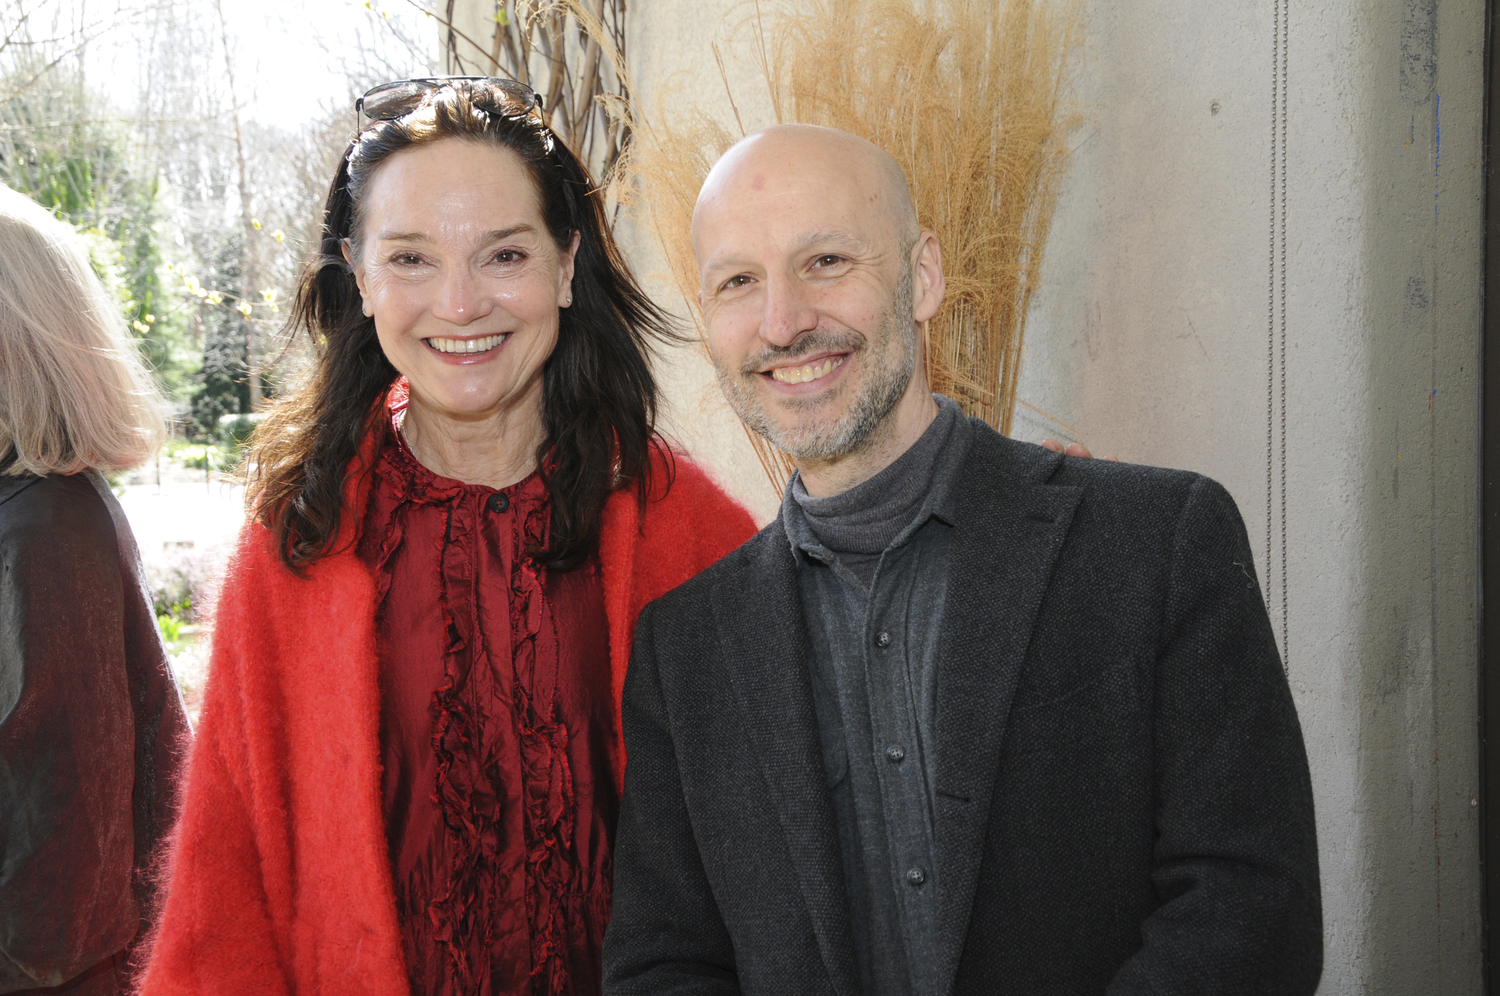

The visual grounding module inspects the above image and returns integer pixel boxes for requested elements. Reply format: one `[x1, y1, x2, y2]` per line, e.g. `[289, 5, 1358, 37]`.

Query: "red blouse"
[359, 404, 614, 996]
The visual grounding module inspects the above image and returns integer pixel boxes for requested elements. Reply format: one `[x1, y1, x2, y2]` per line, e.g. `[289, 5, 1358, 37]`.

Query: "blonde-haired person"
[0, 185, 189, 995]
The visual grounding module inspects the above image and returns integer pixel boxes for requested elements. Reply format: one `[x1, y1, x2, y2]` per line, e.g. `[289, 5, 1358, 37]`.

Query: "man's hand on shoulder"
[1041, 438, 1119, 461]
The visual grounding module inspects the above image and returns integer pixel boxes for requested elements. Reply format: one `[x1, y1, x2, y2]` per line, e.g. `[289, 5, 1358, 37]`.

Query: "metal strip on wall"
[1479, 0, 1498, 986]
[1268, 0, 1289, 671]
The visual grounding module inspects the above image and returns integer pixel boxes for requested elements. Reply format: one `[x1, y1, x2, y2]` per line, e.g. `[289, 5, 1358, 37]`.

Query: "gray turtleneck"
[781, 394, 973, 996]
[790, 395, 962, 587]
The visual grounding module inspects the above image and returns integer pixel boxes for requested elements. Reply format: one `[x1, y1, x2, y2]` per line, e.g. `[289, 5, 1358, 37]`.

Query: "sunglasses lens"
[360, 81, 430, 121]
[472, 79, 539, 114]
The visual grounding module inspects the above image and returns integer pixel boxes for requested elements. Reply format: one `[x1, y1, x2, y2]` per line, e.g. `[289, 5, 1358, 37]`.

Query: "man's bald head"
[692, 124, 919, 257]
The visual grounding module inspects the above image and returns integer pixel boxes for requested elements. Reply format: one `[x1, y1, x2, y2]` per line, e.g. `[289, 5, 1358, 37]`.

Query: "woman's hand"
[1041, 438, 1118, 461]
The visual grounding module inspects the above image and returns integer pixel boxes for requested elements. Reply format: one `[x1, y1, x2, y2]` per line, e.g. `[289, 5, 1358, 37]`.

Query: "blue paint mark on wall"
[1435, 93, 1441, 214]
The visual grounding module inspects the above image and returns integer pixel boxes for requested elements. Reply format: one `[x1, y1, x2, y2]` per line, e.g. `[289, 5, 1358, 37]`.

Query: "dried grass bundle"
[620, 0, 1079, 489]
[439, 0, 633, 186]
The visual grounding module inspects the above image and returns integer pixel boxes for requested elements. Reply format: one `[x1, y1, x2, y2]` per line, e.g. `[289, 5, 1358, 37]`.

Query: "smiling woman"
[139, 81, 757, 996]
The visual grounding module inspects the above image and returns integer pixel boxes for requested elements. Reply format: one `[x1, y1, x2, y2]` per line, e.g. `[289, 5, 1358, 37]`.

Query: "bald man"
[603, 125, 1322, 996]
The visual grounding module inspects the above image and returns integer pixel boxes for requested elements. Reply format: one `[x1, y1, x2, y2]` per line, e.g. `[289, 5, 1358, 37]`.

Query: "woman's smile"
[423, 332, 511, 360]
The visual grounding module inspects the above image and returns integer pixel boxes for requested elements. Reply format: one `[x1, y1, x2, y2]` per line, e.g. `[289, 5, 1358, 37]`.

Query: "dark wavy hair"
[247, 85, 678, 572]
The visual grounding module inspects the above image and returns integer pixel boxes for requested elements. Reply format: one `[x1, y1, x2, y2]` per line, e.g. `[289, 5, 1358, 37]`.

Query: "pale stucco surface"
[454, 2, 1486, 989]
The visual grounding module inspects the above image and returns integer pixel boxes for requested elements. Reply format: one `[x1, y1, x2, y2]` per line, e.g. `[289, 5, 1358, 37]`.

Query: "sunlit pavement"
[117, 480, 247, 559]
[116, 480, 247, 727]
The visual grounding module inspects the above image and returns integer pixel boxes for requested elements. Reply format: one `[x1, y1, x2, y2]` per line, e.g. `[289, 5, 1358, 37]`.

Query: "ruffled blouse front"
[358, 400, 615, 996]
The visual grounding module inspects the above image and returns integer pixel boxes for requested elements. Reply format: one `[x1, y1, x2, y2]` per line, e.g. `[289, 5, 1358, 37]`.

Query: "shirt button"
[885, 745, 906, 763]
[875, 631, 891, 649]
[487, 492, 510, 513]
[906, 866, 927, 887]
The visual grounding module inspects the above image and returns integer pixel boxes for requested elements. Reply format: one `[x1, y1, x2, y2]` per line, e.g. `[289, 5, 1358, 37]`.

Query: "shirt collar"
[781, 483, 829, 564]
[779, 393, 973, 562]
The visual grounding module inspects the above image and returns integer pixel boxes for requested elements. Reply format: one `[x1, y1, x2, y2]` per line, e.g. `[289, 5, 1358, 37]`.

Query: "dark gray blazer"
[603, 423, 1322, 996]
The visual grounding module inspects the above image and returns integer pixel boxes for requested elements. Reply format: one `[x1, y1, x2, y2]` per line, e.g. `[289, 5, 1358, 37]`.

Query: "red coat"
[140, 441, 755, 996]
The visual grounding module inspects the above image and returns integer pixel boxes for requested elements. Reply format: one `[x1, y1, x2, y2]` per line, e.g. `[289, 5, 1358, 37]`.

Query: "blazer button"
[875, 631, 891, 649]
[906, 866, 927, 887]
[487, 492, 510, 513]
[885, 745, 905, 763]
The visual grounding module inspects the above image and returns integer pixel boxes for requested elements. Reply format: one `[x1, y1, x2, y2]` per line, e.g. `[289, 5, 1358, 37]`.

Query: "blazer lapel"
[712, 532, 860, 996]
[932, 432, 1081, 993]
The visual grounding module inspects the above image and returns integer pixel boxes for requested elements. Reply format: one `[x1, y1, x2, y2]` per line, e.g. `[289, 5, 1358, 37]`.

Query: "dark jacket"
[0, 471, 189, 995]
[603, 424, 1322, 996]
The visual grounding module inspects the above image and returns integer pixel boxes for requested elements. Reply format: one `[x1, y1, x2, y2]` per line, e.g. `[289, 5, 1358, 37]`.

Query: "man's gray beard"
[713, 268, 917, 463]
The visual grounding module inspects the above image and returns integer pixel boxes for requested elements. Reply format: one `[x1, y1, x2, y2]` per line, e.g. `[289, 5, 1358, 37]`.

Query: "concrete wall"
[458, 0, 1489, 989]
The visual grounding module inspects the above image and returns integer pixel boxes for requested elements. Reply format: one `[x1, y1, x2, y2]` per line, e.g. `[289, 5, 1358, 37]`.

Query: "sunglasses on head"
[355, 76, 543, 132]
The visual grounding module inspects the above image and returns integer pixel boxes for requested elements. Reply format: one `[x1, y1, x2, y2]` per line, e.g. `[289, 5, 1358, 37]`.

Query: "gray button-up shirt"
[782, 396, 973, 996]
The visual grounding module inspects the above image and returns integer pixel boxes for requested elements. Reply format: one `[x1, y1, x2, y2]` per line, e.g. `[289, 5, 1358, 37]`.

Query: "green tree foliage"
[189, 232, 251, 438]
[0, 67, 199, 404]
